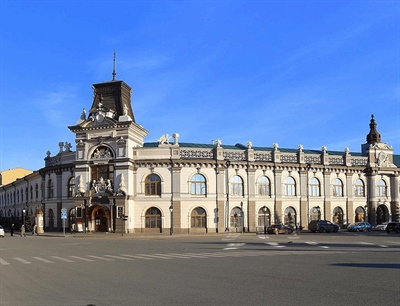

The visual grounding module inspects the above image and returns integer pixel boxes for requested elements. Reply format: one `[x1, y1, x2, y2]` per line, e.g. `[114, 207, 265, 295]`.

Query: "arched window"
[310, 206, 321, 221]
[376, 179, 387, 197]
[35, 183, 39, 199]
[230, 206, 243, 228]
[67, 177, 75, 197]
[258, 176, 271, 196]
[91, 164, 114, 182]
[48, 209, 54, 229]
[258, 206, 270, 227]
[284, 207, 296, 228]
[190, 174, 206, 196]
[48, 180, 54, 198]
[332, 207, 344, 226]
[284, 177, 296, 196]
[30, 186, 33, 201]
[17, 190, 20, 203]
[145, 207, 161, 229]
[354, 179, 365, 197]
[145, 174, 162, 196]
[230, 175, 244, 196]
[309, 177, 320, 197]
[191, 207, 207, 228]
[333, 178, 343, 197]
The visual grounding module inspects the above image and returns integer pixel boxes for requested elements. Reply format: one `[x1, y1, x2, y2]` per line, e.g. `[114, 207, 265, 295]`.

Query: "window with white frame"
[190, 174, 206, 196]
[309, 177, 320, 197]
[354, 179, 365, 197]
[284, 177, 296, 196]
[376, 179, 387, 197]
[333, 178, 343, 197]
[258, 176, 271, 196]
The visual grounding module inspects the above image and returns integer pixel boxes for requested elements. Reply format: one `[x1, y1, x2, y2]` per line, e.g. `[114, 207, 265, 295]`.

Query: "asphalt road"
[0, 231, 399, 306]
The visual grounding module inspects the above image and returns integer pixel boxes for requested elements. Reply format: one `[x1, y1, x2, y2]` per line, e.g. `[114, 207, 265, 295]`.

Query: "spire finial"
[112, 50, 116, 81]
[366, 114, 381, 144]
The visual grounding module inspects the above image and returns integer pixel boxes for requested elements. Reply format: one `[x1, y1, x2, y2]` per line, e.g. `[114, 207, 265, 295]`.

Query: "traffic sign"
[61, 212, 67, 219]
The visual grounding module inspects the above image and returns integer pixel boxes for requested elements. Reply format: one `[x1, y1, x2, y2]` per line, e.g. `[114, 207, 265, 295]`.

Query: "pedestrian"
[10, 224, 14, 236]
[20, 224, 26, 237]
[32, 224, 38, 236]
[71, 223, 76, 235]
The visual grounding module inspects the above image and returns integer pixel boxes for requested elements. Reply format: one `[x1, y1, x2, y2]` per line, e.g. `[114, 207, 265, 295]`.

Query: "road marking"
[0, 258, 10, 265]
[69, 256, 95, 262]
[13, 257, 31, 264]
[379, 245, 389, 248]
[120, 254, 151, 260]
[305, 241, 318, 245]
[104, 255, 135, 260]
[33, 257, 53, 263]
[87, 255, 115, 261]
[165, 253, 194, 258]
[134, 254, 173, 259]
[51, 256, 75, 262]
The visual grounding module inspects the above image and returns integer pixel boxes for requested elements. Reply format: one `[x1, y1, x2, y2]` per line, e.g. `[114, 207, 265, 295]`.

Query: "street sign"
[61, 208, 67, 214]
[61, 213, 67, 219]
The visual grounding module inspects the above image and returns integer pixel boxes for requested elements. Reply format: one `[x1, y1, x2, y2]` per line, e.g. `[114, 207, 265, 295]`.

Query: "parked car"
[374, 223, 387, 231]
[267, 224, 292, 234]
[347, 222, 372, 232]
[0, 225, 5, 237]
[386, 222, 400, 233]
[308, 220, 339, 233]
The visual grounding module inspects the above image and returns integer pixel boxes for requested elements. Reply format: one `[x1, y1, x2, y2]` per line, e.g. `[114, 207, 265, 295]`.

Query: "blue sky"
[0, 0, 399, 172]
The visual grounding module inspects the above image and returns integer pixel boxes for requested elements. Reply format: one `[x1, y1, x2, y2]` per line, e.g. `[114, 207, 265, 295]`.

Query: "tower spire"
[112, 50, 116, 81]
[366, 114, 381, 144]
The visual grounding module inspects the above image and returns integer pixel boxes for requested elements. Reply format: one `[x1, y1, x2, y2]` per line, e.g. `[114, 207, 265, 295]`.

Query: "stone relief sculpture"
[92, 177, 113, 198]
[247, 141, 252, 149]
[116, 173, 127, 196]
[92, 147, 112, 159]
[172, 133, 180, 145]
[76, 176, 86, 197]
[158, 134, 170, 144]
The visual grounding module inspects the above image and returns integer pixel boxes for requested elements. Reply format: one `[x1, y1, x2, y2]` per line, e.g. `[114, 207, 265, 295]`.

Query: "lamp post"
[240, 201, 244, 233]
[262, 205, 267, 235]
[22, 208, 26, 236]
[364, 204, 368, 222]
[169, 205, 173, 235]
[225, 160, 231, 232]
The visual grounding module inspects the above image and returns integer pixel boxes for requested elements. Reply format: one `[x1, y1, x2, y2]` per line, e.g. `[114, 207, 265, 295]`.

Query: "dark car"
[347, 222, 372, 232]
[267, 224, 292, 234]
[386, 222, 400, 233]
[308, 220, 339, 233]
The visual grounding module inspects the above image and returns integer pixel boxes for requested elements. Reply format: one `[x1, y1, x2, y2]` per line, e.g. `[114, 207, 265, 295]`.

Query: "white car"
[375, 223, 387, 231]
[0, 225, 5, 237]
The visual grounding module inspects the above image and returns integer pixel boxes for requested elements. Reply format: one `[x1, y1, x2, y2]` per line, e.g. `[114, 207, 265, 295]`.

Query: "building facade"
[1, 77, 399, 234]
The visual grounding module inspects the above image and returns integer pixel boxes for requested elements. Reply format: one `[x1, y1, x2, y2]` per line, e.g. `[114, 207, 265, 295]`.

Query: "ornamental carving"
[92, 177, 113, 198]
[91, 146, 113, 159]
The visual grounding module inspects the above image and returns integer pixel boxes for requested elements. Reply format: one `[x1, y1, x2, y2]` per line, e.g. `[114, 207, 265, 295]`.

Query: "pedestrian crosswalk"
[0, 242, 395, 266]
[0, 249, 349, 266]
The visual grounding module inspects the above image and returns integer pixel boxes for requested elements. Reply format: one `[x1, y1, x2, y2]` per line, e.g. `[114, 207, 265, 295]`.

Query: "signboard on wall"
[117, 206, 124, 218]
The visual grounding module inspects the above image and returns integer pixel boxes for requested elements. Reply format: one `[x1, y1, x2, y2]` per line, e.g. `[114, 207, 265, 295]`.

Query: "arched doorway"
[376, 204, 389, 224]
[48, 209, 54, 230]
[284, 206, 296, 230]
[88, 205, 110, 232]
[145, 207, 162, 233]
[332, 207, 344, 228]
[355, 206, 365, 222]
[230, 206, 243, 232]
[310, 206, 321, 221]
[191, 207, 207, 233]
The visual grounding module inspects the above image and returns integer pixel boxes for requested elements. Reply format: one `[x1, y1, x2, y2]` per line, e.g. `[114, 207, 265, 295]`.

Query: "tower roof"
[366, 114, 381, 144]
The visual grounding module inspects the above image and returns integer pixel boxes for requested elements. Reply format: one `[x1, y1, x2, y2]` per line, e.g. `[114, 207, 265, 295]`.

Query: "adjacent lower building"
[1, 76, 399, 234]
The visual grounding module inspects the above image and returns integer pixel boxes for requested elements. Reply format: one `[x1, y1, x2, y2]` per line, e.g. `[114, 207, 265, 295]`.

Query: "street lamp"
[240, 202, 244, 233]
[262, 205, 267, 235]
[22, 208, 26, 235]
[364, 204, 368, 222]
[169, 205, 173, 235]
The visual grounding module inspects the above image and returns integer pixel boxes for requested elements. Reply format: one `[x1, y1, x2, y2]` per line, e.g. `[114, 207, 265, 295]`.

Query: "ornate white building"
[0, 76, 399, 234]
